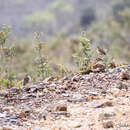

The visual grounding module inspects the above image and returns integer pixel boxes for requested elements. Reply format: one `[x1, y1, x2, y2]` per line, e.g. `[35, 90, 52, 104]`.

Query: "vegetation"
[34, 32, 51, 80]
[0, 25, 18, 89]
[73, 35, 92, 71]
[0, 0, 130, 89]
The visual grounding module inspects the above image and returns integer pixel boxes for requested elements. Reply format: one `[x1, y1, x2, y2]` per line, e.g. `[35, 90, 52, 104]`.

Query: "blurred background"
[0, 0, 130, 81]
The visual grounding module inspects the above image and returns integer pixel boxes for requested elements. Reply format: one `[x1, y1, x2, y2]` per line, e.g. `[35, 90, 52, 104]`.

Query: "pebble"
[48, 83, 57, 91]
[55, 104, 67, 112]
[98, 112, 116, 121]
[120, 71, 130, 80]
[0, 90, 9, 97]
[95, 101, 113, 108]
[117, 81, 128, 90]
[0, 126, 13, 130]
[107, 88, 120, 97]
[102, 121, 114, 129]
[29, 87, 37, 93]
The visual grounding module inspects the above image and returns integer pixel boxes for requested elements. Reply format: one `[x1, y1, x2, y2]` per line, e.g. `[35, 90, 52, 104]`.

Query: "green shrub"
[112, 0, 130, 21]
[0, 25, 20, 89]
[34, 32, 51, 80]
[73, 33, 92, 71]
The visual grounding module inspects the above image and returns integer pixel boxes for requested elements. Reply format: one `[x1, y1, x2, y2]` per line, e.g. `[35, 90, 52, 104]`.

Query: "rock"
[55, 104, 67, 112]
[19, 111, 27, 118]
[120, 71, 130, 80]
[102, 121, 114, 129]
[3, 106, 14, 112]
[87, 91, 99, 96]
[48, 83, 57, 91]
[72, 75, 79, 82]
[95, 101, 113, 108]
[109, 61, 116, 69]
[72, 122, 82, 128]
[117, 81, 128, 90]
[51, 126, 63, 130]
[29, 87, 37, 93]
[80, 70, 93, 75]
[65, 113, 70, 117]
[26, 128, 32, 130]
[38, 109, 48, 120]
[92, 61, 105, 71]
[86, 95, 101, 102]
[68, 93, 84, 103]
[62, 93, 69, 97]
[43, 77, 54, 83]
[107, 88, 120, 97]
[98, 112, 116, 121]
[0, 90, 9, 97]
[20, 86, 30, 92]
[21, 85, 43, 93]
[0, 113, 6, 118]
[72, 93, 82, 100]
[20, 94, 36, 99]
[66, 82, 73, 89]
[0, 126, 13, 130]
[9, 87, 20, 94]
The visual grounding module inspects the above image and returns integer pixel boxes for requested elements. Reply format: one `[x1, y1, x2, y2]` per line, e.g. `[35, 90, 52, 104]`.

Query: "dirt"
[0, 65, 130, 130]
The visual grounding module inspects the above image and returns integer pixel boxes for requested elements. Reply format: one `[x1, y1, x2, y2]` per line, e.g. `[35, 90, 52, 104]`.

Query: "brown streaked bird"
[97, 46, 106, 55]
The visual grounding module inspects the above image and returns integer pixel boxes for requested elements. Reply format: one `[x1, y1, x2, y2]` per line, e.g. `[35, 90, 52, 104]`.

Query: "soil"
[0, 65, 130, 130]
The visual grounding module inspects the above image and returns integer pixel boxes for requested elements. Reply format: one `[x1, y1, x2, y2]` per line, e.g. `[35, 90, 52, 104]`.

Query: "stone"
[120, 71, 130, 80]
[107, 88, 120, 97]
[98, 112, 116, 121]
[109, 61, 116, 69]
[102, 121, 114, 129]
[55, 104, 67, 112]
[117, 81, 128, 90]
[0, 126, 13, 130]
[43, 77, 54, 83]
[29, 87, 37, 93]
[72, 122, 81, 128]
[95, 101, 113, 108]
[48, 83, 57, 91]
[0, 90, 9, 97]
[92, 61, 105, 71]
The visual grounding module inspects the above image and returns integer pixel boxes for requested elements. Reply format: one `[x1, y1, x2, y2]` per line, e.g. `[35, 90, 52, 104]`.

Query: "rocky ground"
[0, 65, 130, 130]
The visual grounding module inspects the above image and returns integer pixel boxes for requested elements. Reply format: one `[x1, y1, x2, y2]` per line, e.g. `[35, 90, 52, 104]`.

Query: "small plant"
[34, 32, 51, 80]
[57, 64, 70, 78]
[0, 24, 18, 89]
[73, 32, 92, 71]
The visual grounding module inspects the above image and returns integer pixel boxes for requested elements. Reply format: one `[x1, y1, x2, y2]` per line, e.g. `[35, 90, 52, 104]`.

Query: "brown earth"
[0, 65, 130, 130]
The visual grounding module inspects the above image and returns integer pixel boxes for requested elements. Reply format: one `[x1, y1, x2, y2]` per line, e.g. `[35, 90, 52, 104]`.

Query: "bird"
[97, 46, 106, 55]
[23, 75, 31, 86]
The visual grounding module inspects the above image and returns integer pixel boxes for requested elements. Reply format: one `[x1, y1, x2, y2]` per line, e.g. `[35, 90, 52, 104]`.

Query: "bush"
[112, 0, 130, 21]
[34, 32, 51, 80]
[0, 25, 20, 89]
[73, 34, 92, 71]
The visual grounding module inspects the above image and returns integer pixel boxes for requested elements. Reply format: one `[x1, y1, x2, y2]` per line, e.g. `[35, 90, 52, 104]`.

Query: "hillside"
[0, 1, 130, 129]
[0, 65, 129, 129]
[0, 0, 112, 37]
